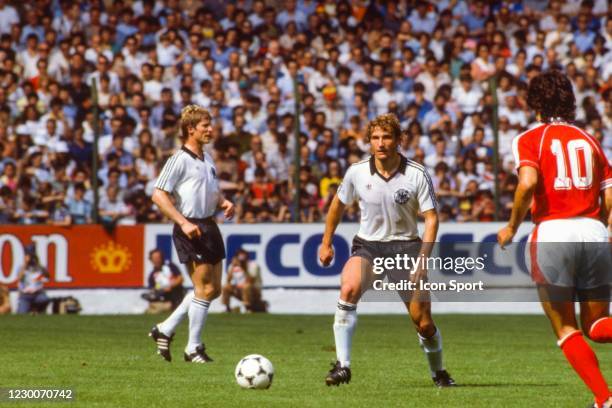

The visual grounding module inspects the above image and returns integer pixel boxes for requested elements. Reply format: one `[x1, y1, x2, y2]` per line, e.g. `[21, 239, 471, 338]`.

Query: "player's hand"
[319, 244, 334, 267]
[497, 225, 516, 249]
[181, 221, 201, 239]
[220, 199, 235, 220]
[410, 267, 428, 285]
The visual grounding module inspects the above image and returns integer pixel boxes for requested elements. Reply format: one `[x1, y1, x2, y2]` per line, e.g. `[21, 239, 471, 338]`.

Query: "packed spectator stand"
[0, 0, 610, 225]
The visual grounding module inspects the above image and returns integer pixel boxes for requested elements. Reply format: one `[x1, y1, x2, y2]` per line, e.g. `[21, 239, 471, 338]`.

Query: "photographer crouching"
[142, 248, 185, 313]
[17, 244, 50, 314]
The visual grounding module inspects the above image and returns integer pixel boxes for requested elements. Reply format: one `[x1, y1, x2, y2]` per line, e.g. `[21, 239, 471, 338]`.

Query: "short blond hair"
[180, 105, 211, 138]
[365, 113, 401, 142]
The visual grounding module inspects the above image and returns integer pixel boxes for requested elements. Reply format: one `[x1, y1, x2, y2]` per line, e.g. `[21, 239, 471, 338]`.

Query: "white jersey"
[155, 146, 220, 218]
[337, 155, 437, 241]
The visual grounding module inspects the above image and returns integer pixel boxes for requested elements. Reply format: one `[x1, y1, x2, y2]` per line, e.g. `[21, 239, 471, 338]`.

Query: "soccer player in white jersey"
[319, 113, 455, 387]
[148, 105, 234, 363]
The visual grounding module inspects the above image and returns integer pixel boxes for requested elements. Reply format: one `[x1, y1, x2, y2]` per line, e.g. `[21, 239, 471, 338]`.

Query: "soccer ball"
[234, 354, 274, 389]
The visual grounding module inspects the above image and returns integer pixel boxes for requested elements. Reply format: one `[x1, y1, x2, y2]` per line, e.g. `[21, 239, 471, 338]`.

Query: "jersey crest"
[393, 188, 411, 204]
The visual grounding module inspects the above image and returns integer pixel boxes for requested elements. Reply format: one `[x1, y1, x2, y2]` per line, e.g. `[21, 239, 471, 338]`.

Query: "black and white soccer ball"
[234, 354, 274, 389]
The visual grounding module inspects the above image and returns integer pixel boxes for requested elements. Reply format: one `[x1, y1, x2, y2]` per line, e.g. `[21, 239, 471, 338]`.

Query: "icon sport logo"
[90, 241, 132, 274]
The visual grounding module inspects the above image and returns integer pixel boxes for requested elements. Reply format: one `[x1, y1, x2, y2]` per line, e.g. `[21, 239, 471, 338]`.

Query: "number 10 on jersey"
[550, 139, 593, 190]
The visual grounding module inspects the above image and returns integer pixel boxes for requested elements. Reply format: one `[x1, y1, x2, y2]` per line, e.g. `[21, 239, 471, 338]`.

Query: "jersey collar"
[369, 154, 408, 182]
[181, 145, 204, 161]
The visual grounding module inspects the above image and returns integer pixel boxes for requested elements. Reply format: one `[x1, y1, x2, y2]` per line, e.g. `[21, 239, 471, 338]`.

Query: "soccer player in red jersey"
[498, 70, 612, 408]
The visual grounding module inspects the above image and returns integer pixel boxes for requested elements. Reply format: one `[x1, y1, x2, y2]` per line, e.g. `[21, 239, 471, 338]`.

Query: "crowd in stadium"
[0, 0, 610, 225]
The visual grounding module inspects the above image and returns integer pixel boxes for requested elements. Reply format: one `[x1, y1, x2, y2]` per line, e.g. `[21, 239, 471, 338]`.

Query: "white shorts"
[526, 217, 611, 289]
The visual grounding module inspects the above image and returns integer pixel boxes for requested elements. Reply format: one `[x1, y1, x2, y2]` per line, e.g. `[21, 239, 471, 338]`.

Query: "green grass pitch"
[1, 314, 610, 407]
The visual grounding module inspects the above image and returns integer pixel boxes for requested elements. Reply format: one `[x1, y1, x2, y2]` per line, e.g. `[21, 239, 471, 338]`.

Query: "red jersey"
[512, 123, 612, 224]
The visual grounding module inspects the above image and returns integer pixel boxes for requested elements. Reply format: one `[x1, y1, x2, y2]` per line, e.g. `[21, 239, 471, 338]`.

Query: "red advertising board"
[0, 225, 144, 288]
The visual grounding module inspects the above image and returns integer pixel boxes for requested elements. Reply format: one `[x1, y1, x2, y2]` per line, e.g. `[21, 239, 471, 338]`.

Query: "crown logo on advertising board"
[90, 242, 132, 274]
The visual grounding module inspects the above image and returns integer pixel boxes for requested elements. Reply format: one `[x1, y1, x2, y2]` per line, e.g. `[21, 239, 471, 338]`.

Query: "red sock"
[559, 331, 610, 407]
[590, 317, 612, 343]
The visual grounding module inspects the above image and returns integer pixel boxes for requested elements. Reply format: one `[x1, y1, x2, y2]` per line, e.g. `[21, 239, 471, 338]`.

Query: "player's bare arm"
[218, 194, 235, 220]
[411, 209, 439, 283]
[497, 166, 538, 249]
[319, 195, 346, 266]
[152, 188, 201, 239]
[602, 188, 612, 231]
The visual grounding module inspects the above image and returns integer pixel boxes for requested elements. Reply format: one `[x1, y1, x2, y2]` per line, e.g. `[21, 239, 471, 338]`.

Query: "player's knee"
[339, 284, 360, 303]
[193, 287, 207, 300]
[413, 319, 435, 337]
[555, 325, 579, 342]
[204, 284, 222, 300]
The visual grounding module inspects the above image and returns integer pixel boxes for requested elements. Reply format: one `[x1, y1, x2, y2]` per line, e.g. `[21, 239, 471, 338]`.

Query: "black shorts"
[351, 235, 422, 279]
[173, 217, 226, 265]
[351, 236, 422, 263]
[351, 236, 424, 302]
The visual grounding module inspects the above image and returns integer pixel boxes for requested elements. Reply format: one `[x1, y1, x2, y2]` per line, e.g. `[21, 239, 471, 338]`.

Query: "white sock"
[418, 327, 444, 376]
[186, 297, 210, 353]
[333, 299, 357, 368]
[158, 290, 194, 336]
